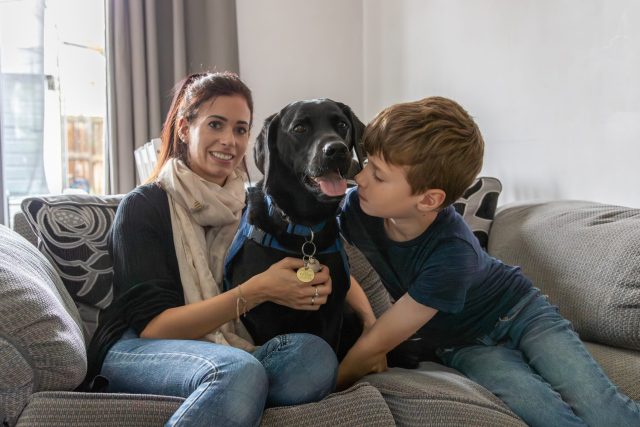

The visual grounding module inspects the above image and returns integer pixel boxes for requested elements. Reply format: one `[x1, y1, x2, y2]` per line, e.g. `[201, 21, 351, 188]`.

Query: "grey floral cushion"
[453, 177, 502, 249]
[21, 195, 123, 310]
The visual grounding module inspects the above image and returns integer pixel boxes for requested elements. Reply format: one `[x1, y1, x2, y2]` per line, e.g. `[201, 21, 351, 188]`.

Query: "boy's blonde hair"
[363, 96, 484, 207]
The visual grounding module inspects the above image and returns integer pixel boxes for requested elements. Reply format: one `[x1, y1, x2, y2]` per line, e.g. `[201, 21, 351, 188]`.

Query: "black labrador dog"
[224, 99, 364, 352]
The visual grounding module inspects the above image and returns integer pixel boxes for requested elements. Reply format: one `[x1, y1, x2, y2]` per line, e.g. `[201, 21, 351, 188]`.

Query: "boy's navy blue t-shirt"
[339, 187, 532, 350]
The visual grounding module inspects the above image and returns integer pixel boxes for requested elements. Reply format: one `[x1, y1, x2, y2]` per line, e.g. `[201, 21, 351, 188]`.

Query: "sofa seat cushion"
[261, 382, 395, 426]
[0, 225, 87, 427]
[16, 383, 394, 427]
[488, 201, 640, 351]
[584, 341, 640, 401]
[363, 362, 526, 426]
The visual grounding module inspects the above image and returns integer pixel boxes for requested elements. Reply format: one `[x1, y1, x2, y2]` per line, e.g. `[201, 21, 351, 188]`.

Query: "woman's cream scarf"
[157, 158, 255, 351]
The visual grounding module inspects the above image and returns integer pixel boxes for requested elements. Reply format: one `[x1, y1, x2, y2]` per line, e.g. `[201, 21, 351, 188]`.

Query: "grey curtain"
[106, 0, 240, 194]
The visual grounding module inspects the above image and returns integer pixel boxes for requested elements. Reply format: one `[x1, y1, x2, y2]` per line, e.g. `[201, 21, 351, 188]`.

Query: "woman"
[87, 72, 338, 427]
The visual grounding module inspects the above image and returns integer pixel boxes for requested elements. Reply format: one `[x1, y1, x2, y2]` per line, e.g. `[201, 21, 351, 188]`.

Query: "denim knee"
[289, 333, 338, 394]
[255, 333, 338, 406]
[202, 349, 267, 388]
[104, 337, 269, 427]
[175, 349, 268, 427]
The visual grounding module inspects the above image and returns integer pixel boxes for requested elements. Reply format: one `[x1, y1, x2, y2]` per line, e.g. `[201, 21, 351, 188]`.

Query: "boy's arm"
[337, 292, 438, 390]
[345, 275, 377, 330]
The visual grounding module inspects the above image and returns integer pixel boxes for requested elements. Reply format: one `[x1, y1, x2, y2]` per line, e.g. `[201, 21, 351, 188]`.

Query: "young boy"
[337, 97, 639, 427]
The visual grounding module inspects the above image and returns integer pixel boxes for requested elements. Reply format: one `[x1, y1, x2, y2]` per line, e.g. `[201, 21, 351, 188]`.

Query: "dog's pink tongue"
[315, 173, 348, 197]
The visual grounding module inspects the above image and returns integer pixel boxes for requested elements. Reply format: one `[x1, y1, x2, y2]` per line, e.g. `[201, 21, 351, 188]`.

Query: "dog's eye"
[293, 124, 307, 133]
[337, 121, 348, 129]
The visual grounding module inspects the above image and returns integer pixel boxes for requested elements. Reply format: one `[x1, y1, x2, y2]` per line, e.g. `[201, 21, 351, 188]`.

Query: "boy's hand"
[370, 353, 388, 373]
[387, 335, 422, 369]
[336, 293, 438, 390]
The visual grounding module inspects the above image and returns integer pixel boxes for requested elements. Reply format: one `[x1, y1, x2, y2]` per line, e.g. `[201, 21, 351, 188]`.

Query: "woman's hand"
[251, 257, 333, 310]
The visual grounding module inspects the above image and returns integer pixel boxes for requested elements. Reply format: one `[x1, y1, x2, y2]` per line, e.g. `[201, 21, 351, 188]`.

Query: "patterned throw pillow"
[21, 195, 123, 310]
[453, 177, 502, 249]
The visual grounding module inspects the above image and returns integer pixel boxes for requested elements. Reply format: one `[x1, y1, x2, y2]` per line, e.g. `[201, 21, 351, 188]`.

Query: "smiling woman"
[180, 95, 251, 186]
[87, 72, 339, 427]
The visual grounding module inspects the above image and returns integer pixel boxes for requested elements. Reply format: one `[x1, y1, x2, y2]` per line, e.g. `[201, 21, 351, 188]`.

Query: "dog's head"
[254, 99, 364, 221]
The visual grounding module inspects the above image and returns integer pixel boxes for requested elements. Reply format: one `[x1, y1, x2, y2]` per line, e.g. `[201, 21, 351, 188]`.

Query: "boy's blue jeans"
[101, 330, 338, 427]
[437, 288, 640, 427]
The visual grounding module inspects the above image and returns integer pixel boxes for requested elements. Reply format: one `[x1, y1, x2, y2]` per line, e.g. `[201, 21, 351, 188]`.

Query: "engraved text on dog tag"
[296, 267, 316, 283]
[297, 266, 315, 282]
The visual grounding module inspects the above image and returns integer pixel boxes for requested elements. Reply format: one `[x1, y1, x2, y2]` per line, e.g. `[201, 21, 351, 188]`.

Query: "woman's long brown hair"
[145, 71, 254, 184]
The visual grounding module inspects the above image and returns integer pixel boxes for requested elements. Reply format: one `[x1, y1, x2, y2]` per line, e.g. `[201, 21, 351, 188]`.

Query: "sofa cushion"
[453, 176, 502, 249]
[0, 225, 87, 427]
[15, 391, 184, 427]
[344, 241, 393, 317]
[583, 341, 640, 401]
[21, 195, 124, 340]
[362, 362, 526, 426]
[15, 383, 394, 427]
[488, 201, 640, 351]
[260, 382, 395, 426]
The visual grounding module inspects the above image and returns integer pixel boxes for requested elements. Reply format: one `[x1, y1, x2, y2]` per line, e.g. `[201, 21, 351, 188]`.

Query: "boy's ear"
[417, 189, 446, 212]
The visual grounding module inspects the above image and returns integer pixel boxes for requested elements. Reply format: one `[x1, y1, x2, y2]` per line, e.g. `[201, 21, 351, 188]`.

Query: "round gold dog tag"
[296, 266, 315, 283]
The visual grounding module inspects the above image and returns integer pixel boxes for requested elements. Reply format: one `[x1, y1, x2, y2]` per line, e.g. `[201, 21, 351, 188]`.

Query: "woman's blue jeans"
[437, 288, 640, 427]
[101, 331, 338, 427]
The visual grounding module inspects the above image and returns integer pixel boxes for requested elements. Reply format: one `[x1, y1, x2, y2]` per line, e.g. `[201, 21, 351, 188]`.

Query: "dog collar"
[264, 194, 328, 237]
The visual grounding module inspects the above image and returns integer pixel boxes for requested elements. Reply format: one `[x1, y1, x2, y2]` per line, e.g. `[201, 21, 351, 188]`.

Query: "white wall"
[237, 0, 640, 207]
[236, 0, 363, 181]
[363, 0, 640, 207]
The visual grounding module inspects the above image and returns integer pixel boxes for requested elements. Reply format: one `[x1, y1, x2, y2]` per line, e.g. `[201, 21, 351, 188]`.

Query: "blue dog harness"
[224, 194, 349, 290]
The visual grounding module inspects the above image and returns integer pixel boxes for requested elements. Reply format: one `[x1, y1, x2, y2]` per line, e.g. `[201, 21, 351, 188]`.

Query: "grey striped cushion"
[363, 362, 526, 426]
[15, 392, 183, 427]
[15, 384, 393, 427]
[488, 201, 640, 351]
[0, 225, 87, 427]
[344, 241, 392, 317]
[261, 383, 395, 426]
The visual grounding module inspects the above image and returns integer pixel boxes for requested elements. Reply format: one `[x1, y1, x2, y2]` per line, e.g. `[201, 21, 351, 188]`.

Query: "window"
[0, 0, 106, 226]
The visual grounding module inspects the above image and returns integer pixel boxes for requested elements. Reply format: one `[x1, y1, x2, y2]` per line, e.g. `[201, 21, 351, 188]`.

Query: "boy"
[337, 97, 639, 427]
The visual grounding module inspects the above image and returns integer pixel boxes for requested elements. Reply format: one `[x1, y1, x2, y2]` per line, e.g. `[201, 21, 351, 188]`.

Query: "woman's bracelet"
[236, 284, 249, 319]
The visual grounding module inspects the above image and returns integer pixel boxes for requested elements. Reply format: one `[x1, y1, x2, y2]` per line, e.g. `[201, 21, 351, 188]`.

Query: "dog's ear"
[253, 112, 280, 188]
[254, 113, 279, 175]
[334, 101, 366, 170]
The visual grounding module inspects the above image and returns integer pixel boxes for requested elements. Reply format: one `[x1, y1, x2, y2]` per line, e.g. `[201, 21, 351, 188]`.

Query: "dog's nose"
[322, 141, 348, 158]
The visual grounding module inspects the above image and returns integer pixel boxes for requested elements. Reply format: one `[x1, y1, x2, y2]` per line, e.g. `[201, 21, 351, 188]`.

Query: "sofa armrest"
[1, 226, 87, 427]
[0, 337, 34, 427]
[15, 392, 184, 427]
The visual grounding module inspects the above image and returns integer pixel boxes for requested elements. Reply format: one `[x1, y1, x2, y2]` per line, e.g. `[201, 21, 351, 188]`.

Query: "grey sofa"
[2, 194, 638, 426]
